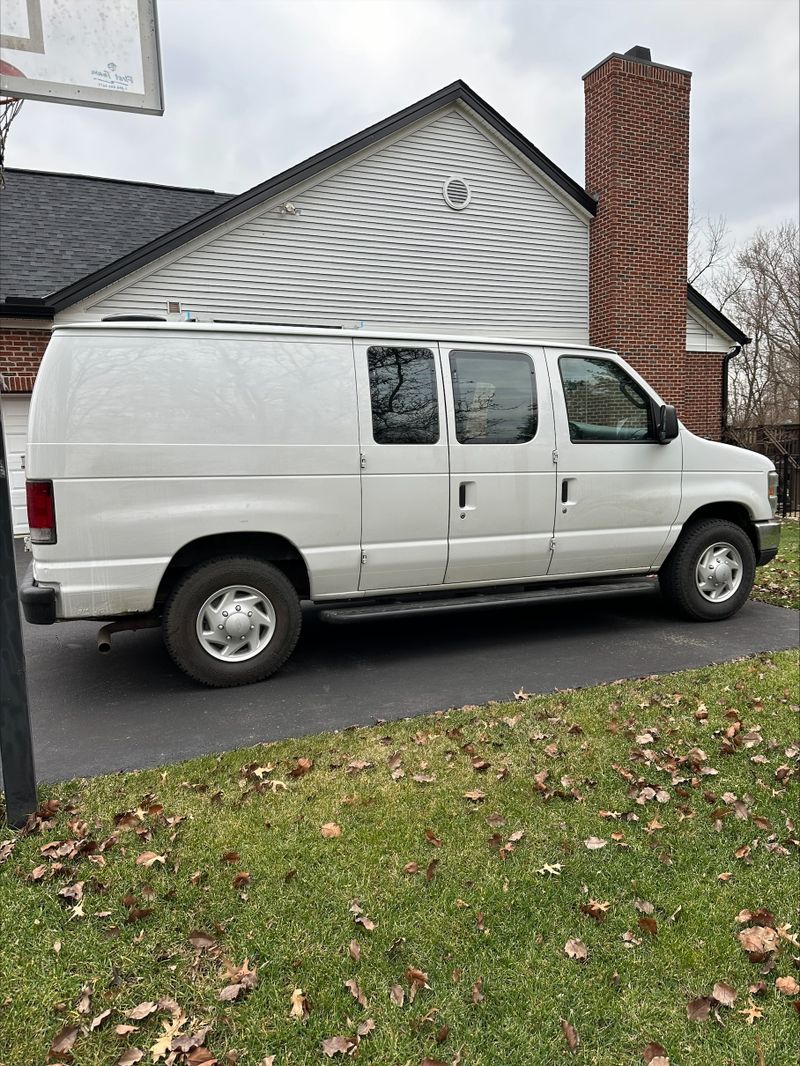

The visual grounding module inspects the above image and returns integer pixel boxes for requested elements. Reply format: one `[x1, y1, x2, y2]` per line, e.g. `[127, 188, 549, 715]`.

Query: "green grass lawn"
[2, 652, 798, 1066]
[752, 516, 800, 609]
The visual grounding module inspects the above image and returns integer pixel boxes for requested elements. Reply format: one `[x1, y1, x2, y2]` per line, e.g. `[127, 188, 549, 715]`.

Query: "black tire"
[162, 556, 302, 687]
[659, 519, 755, 622]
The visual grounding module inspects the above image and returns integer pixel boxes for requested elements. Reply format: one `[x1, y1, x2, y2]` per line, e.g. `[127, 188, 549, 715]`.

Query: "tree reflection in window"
[367, 346, 439, 444]
[450, 351, 537, 444]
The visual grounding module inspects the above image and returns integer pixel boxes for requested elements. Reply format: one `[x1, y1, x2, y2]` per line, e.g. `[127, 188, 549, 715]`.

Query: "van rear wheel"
[163, 556, 301, 686]
[659, 519, 755, 622]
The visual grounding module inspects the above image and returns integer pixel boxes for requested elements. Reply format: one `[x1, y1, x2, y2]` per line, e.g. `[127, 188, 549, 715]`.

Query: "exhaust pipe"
[97, 616, 160, 653]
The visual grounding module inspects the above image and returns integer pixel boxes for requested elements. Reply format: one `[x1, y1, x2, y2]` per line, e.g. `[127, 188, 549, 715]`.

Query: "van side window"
[559, 357, 654, 442]
[367, 346, 439, 444]
[449, 351, 537, 444]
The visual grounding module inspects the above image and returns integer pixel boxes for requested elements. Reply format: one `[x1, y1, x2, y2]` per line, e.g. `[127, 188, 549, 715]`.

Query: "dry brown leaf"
[115, 1051, 145, 1066]
[584, 836, 607, 850]
[638, 916, 658, 937]
[463, 790, 486, 803]
[289, 987, 310, 1019]
[712, 981, 737, 1007]
[390, 984, 405, 1007]
[188, 930, 218, 951]
[116, 1024, 138, 1036]
[776, 975, 800, 996]
[643, 1042, 669, 1066]
[344, 978, 368, 1008]
[49, 1024, 80, 1058]
[561, 1018, 579, 1052]
[738, 926, 780, 961]
[686, 996, 712, 1021]
[738, 1001, 764, 1024]
[403, 862, 420, 875]
[320, 823, 342, 838]
[126, 1001, 158, 1021]
[348, 939, 361, 962]
[564, 938, 588, 961]
[89, 1008, 112, 1031]
[232, 871, 251, 889]
[135, 851, 166, 867]
[470, 977, 484, 1004]
[321, 1035, 356, 1057]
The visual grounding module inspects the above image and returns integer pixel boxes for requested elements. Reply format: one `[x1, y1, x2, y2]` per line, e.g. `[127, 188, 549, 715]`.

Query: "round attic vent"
[442, 175, 471, 210]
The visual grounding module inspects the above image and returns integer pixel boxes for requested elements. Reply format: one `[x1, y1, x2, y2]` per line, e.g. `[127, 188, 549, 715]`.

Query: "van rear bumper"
[19, 564, 57, 625]
[753, 519, 781, 566]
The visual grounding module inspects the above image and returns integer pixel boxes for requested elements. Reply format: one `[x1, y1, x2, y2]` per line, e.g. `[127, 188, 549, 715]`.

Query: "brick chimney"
[584, 46, 691, 409]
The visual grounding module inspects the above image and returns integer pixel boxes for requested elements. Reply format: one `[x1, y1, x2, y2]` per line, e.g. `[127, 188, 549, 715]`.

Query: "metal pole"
[0, 403, 37, 826]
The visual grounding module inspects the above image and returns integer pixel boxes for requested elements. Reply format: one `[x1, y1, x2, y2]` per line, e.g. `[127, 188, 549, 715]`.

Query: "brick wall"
[681, 351, 725, 439]
[0, 324, 51, 392]
[584, 49, 692, 415]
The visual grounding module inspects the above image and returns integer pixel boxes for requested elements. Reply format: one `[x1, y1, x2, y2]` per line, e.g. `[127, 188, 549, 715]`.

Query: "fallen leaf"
[116, 1024, 139, 1036]
[403, 862, 420, 875]
[348, 939, 361, 962]
[584, 836, 607, 850]
[320, 823, 342, 838]
[126, 1002, 159, 1021]
[712, 981, 737, 1007]
[356, 1018, 375, 1037]
[686, 996, 712, 1021]
[232, 871, 251, 889]
[321, 1036, 355, 1057]
[89, 1008, 112, 1031]
[638, 916, 658, 937]
[425, 829, 442, 848]
[344, 978, 368, 1008]
[188, 930, 217, 951]
[289, 987, 310, 1019]
[738, 1001, 764, 1024]
[776, 975, 800, 996]
[135, 851, 166, 867]
[470, 977, 484, 1004]
[463, 790, 486, 803]
[115, 1051, 145, 1066]
[738, 926, 780, 962]
[643, 1042, 670, 1066]
[49, 1024, 80, 1058]
[561, 1018, 579, 1052]
[564, 938, 588, 961]
[390, 984, 405, 1007]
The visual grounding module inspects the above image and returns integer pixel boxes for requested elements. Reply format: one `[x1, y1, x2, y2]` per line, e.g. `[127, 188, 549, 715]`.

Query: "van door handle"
[459, 482, 466, 509]
[561, 479, 569, 504]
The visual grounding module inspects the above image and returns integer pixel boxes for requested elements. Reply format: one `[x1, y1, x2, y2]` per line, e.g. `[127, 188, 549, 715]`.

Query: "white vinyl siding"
[686, 305, 731, 353]
[65, 108, 590, 342]
[1, 394, 30, 534]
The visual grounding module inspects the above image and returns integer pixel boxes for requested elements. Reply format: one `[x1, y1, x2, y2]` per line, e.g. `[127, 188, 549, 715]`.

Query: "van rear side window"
[450, 351, 537, 444]
[367, 346, 439, 444]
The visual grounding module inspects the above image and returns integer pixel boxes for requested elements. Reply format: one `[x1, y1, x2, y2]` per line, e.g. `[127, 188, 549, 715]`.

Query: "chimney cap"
[624, 45, 652, 61]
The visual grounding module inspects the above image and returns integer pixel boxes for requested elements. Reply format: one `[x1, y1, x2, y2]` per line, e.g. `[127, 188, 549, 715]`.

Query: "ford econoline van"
[20, 323, 781, 687]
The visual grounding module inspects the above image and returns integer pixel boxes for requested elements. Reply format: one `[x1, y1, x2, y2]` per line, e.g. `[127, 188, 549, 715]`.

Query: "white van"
[20, 322, 780, 687]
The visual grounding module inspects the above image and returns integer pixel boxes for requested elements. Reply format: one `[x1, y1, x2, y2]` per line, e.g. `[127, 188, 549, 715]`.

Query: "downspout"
[721, 343, 742, 441]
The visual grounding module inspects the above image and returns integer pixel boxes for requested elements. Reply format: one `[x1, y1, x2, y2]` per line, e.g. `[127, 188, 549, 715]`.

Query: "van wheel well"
[155, 533, 310, 606]
[678, 503, 757, 551]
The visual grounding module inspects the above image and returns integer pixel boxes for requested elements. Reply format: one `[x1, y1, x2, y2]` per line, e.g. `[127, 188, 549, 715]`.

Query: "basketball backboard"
[0, 0, 163, 115]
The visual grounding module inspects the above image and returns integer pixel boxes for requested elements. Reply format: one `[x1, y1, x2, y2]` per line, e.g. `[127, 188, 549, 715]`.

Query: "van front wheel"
[659, 519, 755, 621]
[163, 557, 302, 686]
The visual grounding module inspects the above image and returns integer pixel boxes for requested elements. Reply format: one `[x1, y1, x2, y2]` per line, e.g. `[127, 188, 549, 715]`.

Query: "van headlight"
[768, 470, 779, 515]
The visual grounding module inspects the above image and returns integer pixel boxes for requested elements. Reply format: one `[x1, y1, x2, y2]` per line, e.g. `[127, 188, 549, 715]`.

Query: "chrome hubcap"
[195, 585, 276, 661]
[695, 542, 743, 603]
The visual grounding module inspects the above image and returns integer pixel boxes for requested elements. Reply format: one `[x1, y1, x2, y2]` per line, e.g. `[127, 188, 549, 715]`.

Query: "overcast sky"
[5, 0, 798, 247]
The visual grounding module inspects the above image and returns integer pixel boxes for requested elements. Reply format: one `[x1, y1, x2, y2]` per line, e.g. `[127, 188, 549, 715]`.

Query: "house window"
[450, 351, 537, 444]
[559, 357, 654, 441]
[367, 346, 439, 444]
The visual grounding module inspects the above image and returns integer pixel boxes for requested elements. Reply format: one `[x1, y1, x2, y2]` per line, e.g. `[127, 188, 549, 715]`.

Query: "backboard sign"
[0, 0, 163, 115]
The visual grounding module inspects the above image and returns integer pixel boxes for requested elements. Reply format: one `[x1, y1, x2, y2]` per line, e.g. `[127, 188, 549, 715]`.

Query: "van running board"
[319, 578, 657, 624]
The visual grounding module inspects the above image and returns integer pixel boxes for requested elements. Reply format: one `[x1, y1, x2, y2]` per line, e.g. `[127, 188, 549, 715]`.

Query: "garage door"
[1, 394, 30, 535]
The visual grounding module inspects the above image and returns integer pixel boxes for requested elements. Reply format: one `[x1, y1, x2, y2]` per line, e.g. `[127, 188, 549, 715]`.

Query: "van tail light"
[26, 480, 57, 543]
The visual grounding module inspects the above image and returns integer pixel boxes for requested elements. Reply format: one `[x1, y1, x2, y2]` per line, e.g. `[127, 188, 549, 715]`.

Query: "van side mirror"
[657, 404, 679, 444]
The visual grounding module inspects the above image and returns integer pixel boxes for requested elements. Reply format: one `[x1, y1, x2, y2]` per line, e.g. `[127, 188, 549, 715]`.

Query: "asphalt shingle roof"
[0, 169, 232, 305]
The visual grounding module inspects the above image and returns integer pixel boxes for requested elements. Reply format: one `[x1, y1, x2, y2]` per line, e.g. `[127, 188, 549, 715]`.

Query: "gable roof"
[6, 80, 596, 316]
[0, 169, 231, 314]
[0, 83, 749, 347]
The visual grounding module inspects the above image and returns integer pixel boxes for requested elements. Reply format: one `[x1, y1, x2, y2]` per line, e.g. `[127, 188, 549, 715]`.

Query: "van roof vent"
[442, 175, 471, 211]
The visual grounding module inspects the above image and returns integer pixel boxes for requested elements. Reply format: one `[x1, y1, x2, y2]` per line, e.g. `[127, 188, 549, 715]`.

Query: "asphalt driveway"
[11, 540, 799, 783]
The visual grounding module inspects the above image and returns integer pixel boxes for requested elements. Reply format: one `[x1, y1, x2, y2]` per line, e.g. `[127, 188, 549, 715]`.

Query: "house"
[0, 45, 748, 535]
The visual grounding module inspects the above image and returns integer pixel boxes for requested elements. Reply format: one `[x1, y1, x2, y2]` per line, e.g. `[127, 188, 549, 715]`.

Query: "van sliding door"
[353, 340, 450, 591]
[443, 346, 557, 585]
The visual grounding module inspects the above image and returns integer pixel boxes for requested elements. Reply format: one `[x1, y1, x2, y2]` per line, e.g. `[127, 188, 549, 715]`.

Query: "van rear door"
[441, 345, 557, 584]
[353, 340, 450, 590]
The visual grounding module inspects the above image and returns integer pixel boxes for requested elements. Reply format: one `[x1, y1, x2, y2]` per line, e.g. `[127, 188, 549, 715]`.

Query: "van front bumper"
[753, 519, 781, 566]
[19, 564, 57, 625]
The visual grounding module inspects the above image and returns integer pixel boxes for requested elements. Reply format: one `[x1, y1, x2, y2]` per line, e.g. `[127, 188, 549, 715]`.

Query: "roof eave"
[687, 284, 750, 346]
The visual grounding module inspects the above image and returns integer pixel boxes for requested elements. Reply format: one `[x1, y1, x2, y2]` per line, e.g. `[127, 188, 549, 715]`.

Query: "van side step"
[319, 579, 657, 624]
